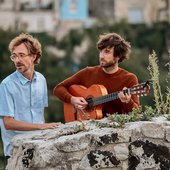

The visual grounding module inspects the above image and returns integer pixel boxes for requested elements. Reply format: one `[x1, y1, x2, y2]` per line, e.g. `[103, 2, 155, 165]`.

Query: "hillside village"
[0, 0, 169, 38]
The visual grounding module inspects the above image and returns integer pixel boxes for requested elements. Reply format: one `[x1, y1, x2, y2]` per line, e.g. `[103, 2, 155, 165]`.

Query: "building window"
[128, 9, 144, 23]
[69, 0, 78, 13]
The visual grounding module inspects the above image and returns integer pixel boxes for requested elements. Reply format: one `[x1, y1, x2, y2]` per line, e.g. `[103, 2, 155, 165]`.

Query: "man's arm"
[3, 116, 61, 131]
[53, 67, 88, 103]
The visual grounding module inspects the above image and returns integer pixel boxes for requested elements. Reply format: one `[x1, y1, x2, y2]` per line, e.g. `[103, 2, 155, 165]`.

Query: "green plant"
[147, 51, 163, 114]
[163, 55, 170, 114]
[165, 114, 170, 121]
[128, 107, 142, 122]
[96, 121, 121, 128]
[107, 113, 129, 126]
[147, 51, 170, 114]
[140, 106, 155, 121]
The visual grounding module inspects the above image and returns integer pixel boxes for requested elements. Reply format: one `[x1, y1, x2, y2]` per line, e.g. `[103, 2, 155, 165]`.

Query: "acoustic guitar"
[64, 81, 151, 122]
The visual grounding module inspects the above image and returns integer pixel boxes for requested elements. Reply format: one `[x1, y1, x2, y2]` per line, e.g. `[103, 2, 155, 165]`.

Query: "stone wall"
[6, 117, 170, 170]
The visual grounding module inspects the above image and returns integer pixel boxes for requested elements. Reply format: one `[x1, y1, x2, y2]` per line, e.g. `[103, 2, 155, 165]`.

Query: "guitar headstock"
[130, 81, 151, 96]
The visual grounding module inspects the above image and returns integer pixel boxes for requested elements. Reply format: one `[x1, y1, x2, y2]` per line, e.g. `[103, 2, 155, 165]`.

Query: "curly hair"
[9, 33, 42, 64]
[97, 32, 131, 62]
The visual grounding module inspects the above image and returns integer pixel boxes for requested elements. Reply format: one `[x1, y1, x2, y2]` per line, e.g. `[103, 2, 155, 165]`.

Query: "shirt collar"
[15, 70, 37, 85]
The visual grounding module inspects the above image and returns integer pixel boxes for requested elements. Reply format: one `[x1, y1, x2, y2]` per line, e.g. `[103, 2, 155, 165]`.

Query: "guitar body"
[64, 84, 107, 122]
[64, 81, 151, 122]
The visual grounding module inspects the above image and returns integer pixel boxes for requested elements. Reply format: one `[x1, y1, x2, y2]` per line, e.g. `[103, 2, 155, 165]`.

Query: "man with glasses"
[0, 33, 61, 165]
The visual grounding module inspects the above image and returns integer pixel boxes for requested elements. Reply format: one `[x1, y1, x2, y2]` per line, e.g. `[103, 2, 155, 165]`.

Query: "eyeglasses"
[10, 53, 30, 61]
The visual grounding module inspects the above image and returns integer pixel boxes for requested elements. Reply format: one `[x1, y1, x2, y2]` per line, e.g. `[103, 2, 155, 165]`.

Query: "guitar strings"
[91, 88, 131, 107]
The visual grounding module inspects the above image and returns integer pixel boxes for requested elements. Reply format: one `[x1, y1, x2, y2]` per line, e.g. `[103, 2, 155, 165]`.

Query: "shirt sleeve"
[53, 68, 88, 103]
[0, 83, 15, 117]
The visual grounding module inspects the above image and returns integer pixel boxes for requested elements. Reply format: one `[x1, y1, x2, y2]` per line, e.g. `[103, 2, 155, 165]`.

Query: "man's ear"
[32, 55, 37, 63]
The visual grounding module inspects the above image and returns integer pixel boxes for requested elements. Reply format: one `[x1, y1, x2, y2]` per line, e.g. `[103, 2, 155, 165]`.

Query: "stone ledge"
[6, 118, 170, 170]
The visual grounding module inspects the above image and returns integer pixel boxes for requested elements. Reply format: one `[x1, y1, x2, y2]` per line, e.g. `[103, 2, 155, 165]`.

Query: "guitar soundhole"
[86, 96, 94, 112]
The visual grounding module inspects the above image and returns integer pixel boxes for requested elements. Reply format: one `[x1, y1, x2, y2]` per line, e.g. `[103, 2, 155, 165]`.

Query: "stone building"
[114, 0, 169, 24]
[0, 0, 169, 33]
[89, 0, 169, 24]
[0, 0, 59, 32]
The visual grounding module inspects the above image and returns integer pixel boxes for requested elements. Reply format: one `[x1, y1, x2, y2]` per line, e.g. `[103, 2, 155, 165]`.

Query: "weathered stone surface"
[129, 140, 170, 170]
[113, 144, 129, 161]
[165, 126, 170, 142]
[6, 118, 170, 170]
[141, 122, 165, 139]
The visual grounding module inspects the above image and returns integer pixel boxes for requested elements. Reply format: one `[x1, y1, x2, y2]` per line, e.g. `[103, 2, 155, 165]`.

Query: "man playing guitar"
[53, 32, 141, 122]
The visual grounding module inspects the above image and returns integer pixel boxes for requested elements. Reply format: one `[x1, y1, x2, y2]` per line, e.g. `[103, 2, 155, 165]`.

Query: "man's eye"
[19, 54, 25, 58]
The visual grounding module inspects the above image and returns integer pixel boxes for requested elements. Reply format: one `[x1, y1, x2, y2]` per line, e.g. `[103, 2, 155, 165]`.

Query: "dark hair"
[97, 32, 131, 62]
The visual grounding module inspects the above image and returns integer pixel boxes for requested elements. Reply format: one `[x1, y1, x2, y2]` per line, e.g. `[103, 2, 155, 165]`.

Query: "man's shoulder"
[1, 72, 16, 85]
[35, 71, 46, 80]
[119, 68, 136, 77]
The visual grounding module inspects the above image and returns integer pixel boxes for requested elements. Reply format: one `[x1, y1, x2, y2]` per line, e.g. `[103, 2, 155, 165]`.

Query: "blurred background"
[0, 0, 170, 169]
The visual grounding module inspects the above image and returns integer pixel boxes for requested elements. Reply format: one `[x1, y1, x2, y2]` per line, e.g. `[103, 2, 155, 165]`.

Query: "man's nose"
[15, 57, 20, 62]
[15, 56, 22, 63]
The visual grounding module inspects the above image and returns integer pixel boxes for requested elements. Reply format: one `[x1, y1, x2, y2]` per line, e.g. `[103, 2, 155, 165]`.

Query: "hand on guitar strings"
[118, 87, 131, 104]
[71, 96, 88, 109]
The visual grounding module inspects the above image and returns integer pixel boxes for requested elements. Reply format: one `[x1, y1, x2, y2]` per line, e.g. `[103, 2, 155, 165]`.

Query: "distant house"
[56, 0, 89, 39]
[113, 0, 169, 24]
[60, 0, 88, 20]
[89, 0, 115, 19]
[89, 0, 170, 25]
[0, 0, 169, 33]
[0, 0, 59, 32]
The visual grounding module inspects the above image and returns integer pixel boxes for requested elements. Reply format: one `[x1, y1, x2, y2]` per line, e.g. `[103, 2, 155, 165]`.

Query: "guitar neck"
[89, 88, 131, 107]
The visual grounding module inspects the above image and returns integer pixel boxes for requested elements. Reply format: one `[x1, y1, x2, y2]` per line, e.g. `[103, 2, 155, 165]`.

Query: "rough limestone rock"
[6, 117, 170, 170]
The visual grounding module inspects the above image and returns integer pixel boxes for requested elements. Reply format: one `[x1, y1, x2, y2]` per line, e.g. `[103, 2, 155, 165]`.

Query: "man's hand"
[71, 96, 88, 109]
[118, 87, 131, 103]
[38, 122, 62, 130]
